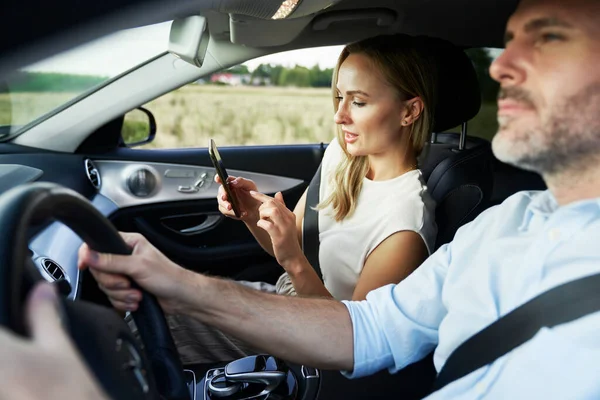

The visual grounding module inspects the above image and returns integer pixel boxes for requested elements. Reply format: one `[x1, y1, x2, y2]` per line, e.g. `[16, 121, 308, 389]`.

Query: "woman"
[166, 33, 438, 364]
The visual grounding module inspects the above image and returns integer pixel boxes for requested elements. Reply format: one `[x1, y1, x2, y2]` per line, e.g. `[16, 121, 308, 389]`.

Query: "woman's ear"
[401, 97, 425, 126]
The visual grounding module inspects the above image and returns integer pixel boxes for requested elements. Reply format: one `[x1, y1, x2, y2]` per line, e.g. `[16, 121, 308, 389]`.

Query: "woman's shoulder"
[366, 172, 434, 217]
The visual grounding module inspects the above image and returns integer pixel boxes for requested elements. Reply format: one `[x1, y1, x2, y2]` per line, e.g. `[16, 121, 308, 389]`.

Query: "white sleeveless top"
[316, 138, 437, 300]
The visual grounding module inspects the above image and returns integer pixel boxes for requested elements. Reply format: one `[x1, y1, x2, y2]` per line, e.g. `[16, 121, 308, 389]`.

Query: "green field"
[1, 85, 498, 146]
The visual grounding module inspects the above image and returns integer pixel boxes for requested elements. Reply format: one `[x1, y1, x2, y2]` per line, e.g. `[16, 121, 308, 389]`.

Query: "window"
[137, 47, 343, 149]
[0, 21, 171, 140]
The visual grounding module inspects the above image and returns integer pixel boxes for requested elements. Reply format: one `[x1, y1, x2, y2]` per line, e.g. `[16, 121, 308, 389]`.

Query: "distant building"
[210, 73, 251, 86]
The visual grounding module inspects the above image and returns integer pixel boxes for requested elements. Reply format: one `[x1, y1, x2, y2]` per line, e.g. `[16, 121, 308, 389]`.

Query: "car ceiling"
[1, 0, 515, 78]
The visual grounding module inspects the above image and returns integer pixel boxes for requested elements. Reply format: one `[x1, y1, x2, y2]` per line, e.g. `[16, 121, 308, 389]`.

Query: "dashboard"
[0, 150, 302, 301]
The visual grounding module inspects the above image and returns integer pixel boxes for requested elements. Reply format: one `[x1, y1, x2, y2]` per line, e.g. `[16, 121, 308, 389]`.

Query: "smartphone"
[208, 139, 241, 218]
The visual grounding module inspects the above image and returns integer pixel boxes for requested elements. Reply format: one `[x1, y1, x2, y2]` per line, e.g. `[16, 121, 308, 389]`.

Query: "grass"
[0, 92, 76, 127]
[0, 86, 499, 146]
[139, 85, 338, 149]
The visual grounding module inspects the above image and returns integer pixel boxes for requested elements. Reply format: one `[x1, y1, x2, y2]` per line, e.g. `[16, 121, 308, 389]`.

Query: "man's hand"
[77, 231, 189, 315]
[0, 282, 107, 400]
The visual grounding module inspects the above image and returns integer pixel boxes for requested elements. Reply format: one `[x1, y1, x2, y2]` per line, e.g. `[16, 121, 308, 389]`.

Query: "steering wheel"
[0, 182, 190, 400]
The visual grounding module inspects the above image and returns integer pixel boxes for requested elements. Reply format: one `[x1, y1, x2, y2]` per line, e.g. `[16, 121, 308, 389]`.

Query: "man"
[3, 0, 600, 397]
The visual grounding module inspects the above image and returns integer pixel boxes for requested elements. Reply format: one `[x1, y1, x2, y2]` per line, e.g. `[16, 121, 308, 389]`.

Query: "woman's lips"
[344, 130, 358, 144]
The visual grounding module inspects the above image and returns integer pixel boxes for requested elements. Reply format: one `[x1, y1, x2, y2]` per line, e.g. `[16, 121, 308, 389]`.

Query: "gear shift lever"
[224, 355, 287, 389]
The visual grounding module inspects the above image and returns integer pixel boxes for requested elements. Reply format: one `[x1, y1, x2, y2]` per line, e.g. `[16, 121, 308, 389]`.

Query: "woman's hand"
[216, 175, 261, 222]
[77, 232, 189, 315]
[250, 191, 304, 270]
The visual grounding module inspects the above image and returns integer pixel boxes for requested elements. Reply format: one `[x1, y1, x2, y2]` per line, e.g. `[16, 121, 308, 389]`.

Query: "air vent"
[84, 159, 101, 189]
[40, 258, 66, 281]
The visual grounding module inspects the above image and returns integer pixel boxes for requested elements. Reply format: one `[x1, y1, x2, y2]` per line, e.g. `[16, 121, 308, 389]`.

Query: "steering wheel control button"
[126, 167, 158, 197]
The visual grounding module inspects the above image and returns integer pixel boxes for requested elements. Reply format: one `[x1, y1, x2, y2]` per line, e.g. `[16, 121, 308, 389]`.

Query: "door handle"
[178, 215, 223, 235]
[160, 213, 224, 236]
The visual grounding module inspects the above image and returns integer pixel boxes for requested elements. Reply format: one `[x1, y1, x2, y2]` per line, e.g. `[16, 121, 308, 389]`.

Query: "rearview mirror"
[121, 107, 156, 147]
[168, 16, 210, 67]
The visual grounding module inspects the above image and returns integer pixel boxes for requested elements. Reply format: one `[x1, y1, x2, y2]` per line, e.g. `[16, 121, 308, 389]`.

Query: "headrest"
[363, 34, 481, 132]
[411, 35, 482, 132]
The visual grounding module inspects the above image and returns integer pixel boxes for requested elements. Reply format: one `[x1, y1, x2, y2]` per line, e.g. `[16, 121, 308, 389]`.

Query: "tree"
[227, 65, 250, 75]
[278, 66, 311, 87]
[309, 65, 333, 88]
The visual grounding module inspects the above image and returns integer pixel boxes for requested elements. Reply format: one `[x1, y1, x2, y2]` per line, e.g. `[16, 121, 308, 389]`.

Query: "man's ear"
[401, 97, 425, 126]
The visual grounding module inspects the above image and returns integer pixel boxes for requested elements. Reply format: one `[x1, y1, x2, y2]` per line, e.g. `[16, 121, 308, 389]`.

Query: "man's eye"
[540, 32, 564, 43]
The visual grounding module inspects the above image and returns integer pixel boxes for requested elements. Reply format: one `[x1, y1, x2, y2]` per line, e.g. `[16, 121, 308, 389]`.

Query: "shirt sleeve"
[341, 241, 451, 378]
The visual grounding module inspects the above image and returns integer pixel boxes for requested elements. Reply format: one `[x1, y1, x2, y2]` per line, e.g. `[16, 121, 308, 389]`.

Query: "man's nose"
[489, 42, 527, 87]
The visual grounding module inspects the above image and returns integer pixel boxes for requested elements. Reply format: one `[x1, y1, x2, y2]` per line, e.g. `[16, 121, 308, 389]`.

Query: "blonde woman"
[218, 34, 437, 300]
[164, 33, 439, 364]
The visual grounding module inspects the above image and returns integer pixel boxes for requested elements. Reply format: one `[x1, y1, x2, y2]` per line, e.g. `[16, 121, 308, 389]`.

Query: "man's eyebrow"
[504, 17, 573, 45]
[524, 17, 574, 33]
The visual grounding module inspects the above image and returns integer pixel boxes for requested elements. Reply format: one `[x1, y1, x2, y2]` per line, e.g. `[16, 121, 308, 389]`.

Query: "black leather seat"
[410, 35, 494, 251]
[419, 133, 494, 250]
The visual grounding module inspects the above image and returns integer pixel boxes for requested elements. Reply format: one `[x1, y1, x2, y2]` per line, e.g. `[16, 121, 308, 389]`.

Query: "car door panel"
[0, 142, 325, 289]
[95, 144, 326, 282]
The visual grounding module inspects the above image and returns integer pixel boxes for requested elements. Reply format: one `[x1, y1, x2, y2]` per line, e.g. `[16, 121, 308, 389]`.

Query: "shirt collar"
[518, 190, 559, 232]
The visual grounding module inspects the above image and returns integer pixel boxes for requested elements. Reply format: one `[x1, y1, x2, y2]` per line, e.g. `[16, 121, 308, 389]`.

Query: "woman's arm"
[351, 231, 428, 301]
[251, 189, 336, 298]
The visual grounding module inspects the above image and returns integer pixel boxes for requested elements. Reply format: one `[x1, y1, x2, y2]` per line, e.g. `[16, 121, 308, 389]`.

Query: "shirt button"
[548, 228, 561, 241]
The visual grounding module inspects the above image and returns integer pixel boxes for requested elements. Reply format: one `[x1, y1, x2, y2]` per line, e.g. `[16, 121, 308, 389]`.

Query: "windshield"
[0, 21, 171, 139]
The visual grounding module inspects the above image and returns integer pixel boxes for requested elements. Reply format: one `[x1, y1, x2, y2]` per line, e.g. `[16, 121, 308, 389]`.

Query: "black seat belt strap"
[434, 272, 600, 392]
[302, 163, 322, 280]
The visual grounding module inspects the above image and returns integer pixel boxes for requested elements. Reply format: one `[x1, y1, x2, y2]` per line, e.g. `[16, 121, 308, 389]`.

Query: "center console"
[187, 355, 320, 400]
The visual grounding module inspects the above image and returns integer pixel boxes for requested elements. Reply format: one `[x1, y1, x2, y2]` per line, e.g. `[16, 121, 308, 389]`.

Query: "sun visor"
[229, 14, 312, 47]
[168, 16, 210, 67]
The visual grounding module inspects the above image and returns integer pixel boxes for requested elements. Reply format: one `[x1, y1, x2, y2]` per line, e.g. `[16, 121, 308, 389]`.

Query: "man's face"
[489, 0, 600, 175]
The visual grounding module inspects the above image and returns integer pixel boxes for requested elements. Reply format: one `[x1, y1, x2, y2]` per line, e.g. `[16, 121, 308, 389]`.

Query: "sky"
[25, 21, 500, 77]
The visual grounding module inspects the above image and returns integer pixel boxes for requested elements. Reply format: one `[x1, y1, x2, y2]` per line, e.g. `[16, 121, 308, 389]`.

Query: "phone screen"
[208, 139, 241, 218]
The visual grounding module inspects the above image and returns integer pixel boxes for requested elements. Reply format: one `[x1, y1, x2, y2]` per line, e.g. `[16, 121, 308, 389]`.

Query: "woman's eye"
[352, 101, 366, 107]
[335, 96, 343, 102]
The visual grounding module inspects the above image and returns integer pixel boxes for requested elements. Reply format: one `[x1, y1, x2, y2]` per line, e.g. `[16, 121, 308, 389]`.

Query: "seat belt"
[433, 272, 600, 392]
[302, 163, 322, 280]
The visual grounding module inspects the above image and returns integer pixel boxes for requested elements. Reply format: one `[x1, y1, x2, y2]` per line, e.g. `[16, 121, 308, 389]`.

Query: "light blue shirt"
[343, 190, 600, 398]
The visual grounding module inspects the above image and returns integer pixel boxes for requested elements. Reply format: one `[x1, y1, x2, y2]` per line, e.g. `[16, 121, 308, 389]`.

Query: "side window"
[136, 47, 343, 149]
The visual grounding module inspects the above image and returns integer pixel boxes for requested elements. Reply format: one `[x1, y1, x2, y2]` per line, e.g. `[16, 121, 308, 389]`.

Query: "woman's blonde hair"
[319, 34, 439, 221]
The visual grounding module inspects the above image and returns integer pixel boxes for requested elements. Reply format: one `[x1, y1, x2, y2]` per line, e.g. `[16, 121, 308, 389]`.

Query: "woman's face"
[334, 53, 408, 157]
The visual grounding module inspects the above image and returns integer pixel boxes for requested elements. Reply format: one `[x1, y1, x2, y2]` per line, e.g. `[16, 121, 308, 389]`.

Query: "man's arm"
[178, 272, 354, 370]
[77, 233, 354, 371]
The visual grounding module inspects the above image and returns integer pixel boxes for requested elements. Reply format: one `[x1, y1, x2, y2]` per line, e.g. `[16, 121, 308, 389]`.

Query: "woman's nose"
[334, 103, 349, 125]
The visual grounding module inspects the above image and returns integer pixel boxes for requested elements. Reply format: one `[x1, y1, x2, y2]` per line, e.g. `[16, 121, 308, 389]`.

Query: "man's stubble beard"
[492, 82, 600, 176]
